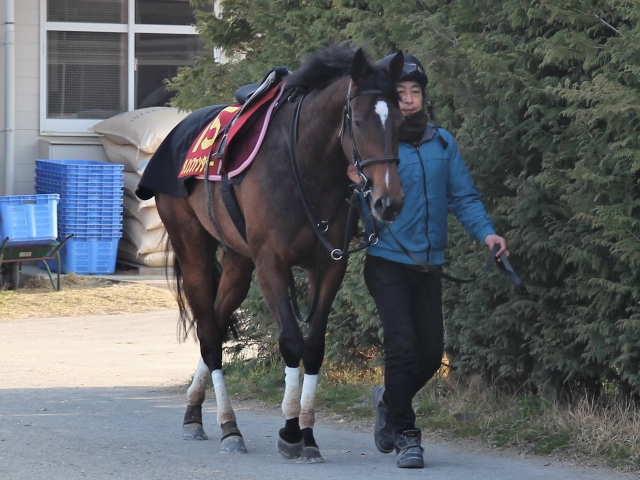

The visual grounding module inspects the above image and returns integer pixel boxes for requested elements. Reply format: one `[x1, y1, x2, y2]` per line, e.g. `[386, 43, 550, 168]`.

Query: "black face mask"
[398, 109, 428, 144]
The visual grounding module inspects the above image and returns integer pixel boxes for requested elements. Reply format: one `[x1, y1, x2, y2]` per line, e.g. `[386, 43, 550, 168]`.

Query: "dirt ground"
[0, 273, 176, 320]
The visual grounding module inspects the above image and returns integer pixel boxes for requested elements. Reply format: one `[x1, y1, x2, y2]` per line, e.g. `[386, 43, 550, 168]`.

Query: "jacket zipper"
[415, 146, 431, 262]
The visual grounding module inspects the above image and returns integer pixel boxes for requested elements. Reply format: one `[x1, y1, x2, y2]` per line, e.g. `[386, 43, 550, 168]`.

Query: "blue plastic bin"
[35, 159, 124, 174]
[43, 236, 121, 274]
[0, 194, 59, 245]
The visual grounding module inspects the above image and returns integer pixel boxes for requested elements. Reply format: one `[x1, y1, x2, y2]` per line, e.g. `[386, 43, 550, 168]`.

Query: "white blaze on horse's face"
[375, 100, 389, 129]
[374, 100, 392, 189]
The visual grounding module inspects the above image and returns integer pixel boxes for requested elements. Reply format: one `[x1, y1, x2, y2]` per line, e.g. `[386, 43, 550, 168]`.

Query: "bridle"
[290, 79, 400, 262]
[338, 80, 400, 193]
[286, 78, 401, 323]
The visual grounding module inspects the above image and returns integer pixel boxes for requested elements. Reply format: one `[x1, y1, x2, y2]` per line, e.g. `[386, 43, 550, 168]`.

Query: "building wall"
[13, 0, 41, 195]
[1, 0, 41, 196]
[0, 2, 6, 193]
[2, 0, 106, 196]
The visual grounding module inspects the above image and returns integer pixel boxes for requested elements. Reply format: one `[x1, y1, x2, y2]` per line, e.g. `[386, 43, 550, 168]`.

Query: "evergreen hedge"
[173, 1, 640, 399]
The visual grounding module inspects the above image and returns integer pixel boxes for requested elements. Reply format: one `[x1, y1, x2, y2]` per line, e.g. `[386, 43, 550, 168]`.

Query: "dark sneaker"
[371, 386, 394, 453]
[395, 429, 424, 468]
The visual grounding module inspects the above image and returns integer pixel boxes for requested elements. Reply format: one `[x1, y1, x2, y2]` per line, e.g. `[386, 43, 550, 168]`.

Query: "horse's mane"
[284, 44, 398, 100]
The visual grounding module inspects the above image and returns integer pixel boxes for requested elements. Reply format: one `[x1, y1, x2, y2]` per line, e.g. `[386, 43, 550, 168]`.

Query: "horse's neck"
[297, 79, 349, 186]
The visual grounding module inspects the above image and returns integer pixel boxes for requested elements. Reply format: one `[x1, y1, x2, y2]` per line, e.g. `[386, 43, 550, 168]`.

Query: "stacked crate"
[35, 160, 124, 274]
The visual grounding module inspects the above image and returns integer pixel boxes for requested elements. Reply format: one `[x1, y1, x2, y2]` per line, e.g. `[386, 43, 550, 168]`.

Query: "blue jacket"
[367, 126, 495, 266]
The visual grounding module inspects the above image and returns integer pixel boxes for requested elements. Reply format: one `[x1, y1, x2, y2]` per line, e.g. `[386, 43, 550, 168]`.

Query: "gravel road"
[0, 310, 635, 480]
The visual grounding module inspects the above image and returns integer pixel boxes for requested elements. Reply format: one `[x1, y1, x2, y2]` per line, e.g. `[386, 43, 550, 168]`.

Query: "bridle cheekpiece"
[338, 81, 400, 194]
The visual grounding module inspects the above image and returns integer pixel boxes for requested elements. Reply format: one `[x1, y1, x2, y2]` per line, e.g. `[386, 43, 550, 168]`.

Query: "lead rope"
[385, 226, 527, 292]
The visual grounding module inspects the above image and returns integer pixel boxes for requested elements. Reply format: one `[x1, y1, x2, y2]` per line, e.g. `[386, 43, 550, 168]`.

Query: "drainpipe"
[4, 0, 15, 196]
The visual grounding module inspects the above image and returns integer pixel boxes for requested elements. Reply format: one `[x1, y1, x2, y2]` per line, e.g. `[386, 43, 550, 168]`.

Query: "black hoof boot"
[395, 429, 424, 468]
[297, 427, 324, 464]
[371, 386, 394, 454]
[182, 405, 208, 440]
[277, 418, 303, 459]
[220, 421, 247, 453]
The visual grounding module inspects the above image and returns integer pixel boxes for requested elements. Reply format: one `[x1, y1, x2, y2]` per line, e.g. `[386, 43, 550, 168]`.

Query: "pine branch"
[593, 12, 621, 36]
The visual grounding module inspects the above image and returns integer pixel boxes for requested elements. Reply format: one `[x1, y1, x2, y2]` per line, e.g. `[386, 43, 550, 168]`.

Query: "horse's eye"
[354, 119, 363, 128]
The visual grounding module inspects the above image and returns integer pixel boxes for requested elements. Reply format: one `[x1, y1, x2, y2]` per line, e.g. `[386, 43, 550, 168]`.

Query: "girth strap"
[221, 173, 248, 243]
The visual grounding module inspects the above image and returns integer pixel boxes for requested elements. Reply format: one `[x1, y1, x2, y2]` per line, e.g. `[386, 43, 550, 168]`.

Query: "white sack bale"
[99, 137, 152, 175]
[118, 238, 173, 267]
[90, 106, 189, 154]
[121, 171, 156, 208]
[123, 199, 163, 230]
[122, 216, 166, 255]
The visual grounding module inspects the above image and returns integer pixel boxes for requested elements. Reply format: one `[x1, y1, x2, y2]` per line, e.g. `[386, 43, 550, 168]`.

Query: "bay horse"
[147, 45, 405, 463]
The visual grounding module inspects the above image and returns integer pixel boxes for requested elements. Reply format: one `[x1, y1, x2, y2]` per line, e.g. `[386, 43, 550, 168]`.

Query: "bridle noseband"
[338, 81, 400, 193]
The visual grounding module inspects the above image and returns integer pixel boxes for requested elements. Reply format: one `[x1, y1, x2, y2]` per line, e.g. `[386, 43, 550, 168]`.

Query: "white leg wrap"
[281, 366, 301, 420]
[212, 369, 236, 425]
[299, 374, 318, 430]
[186, 357, 210, 405]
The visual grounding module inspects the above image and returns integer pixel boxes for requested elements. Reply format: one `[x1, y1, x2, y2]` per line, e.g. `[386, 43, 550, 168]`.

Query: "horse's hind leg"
[212, 249, 255, 452]
[183, 356, 210, 440]
[159, 195, 251, 452]
[179, 247, 253, 452]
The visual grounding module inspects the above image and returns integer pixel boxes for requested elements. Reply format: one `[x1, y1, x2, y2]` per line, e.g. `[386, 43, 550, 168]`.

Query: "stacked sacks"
[90, 107, 190, 267]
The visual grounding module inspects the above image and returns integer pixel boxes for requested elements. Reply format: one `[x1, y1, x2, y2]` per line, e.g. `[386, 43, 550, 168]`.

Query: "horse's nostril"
[374, 195, 404, 222]
[374, 197, 387, 213]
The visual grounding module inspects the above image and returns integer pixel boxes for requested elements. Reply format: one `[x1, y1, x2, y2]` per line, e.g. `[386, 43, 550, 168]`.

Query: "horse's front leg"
[256, 253, 348, 463]
[253, 257, 307, 460]
[296, 257, 349, 463]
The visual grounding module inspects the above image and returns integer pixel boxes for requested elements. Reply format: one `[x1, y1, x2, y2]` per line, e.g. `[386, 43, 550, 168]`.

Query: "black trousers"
[364, 254, 444, 433]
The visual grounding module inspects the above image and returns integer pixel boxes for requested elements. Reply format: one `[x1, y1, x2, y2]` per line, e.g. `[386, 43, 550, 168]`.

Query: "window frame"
[39, 0, 201, 136]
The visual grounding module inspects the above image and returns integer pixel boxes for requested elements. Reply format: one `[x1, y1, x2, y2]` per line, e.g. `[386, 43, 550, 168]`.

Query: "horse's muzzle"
[373, 193, 404, 223]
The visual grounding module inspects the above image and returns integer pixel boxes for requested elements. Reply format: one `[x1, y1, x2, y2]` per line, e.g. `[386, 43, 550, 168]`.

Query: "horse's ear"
[351, 48, 369, 84]
[387, 51, 405, 83]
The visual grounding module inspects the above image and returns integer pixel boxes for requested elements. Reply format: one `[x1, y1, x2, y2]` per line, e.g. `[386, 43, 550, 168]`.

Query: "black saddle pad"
[136, 104, 227, 200]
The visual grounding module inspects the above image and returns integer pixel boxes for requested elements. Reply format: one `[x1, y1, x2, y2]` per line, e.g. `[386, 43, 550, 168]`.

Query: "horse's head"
[342, 49, 405, 223]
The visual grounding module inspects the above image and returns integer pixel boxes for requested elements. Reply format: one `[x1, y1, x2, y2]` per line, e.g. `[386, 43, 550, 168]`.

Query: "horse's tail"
[164, 237, 194, 342]
[164, 236, 238, 342]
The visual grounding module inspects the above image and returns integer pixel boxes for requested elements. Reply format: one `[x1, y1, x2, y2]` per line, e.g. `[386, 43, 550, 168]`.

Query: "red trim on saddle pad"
[178, 85, 284, 181]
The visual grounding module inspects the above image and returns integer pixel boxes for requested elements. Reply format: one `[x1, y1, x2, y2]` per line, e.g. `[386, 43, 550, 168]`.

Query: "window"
[41, 0, 214, 135]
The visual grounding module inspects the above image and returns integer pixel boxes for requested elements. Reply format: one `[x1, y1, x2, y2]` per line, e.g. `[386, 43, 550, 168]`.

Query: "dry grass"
[0, 273, 176, 320]
[413, 374, 640, 471]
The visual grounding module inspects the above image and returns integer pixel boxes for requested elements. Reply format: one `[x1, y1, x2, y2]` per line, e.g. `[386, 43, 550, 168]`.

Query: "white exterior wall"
[13, 0, 40, 195]
[1, 0, 106, 196]
[1, 0, 43, 195]
[0, 2, 6, 194]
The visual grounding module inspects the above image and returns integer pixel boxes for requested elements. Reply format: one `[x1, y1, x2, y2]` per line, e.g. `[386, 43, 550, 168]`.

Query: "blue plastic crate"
[34, 185, 123, 203]
[0, 194, 59, 246]
[58, 222, 122, 233]
[58, 209, 123, 221]
[36, 159, 124, 174]
[35, 177, 123, 188]
[35, 182, 123, 196]
[58, 221, 122, 231]
[42, 236, 121, 274]
[58, 225, 122, 238]
[59, 205, 124, 215]
[36, 166, 124, 179]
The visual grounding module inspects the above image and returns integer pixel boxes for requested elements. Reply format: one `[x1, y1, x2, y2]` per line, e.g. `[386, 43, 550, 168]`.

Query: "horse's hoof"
[296, 446, 324, 464]
[220, 434, 247, 453]
[182, 423, 208, 440]
[277, 437, 304, 459]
